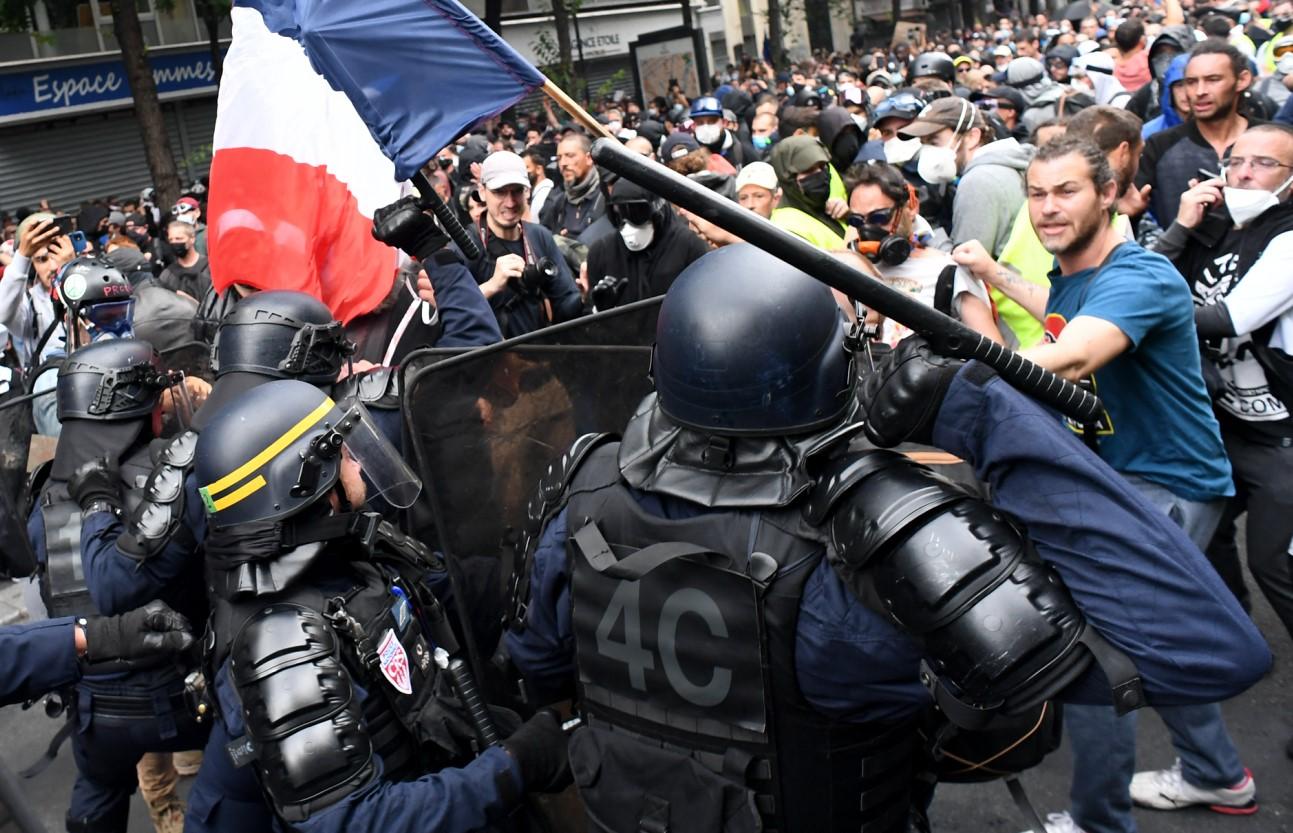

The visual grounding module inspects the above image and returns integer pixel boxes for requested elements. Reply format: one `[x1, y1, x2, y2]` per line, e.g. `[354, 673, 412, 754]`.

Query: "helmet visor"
[83, 299, 135, 340]
[336, 401, 422, 509]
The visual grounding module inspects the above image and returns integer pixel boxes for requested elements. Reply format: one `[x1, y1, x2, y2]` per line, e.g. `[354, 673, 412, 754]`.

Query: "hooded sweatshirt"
[953, 138, 1035, 257]
[1141, 54, 1188, 140]
[769, 136, 848, 249]
[1128, 25, 1196, 121]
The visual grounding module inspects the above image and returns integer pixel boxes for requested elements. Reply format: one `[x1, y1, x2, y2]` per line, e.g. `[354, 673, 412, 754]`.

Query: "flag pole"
[542, 79, 616, 140]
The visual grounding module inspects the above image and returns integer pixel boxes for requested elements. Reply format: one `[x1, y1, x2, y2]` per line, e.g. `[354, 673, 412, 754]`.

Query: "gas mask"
[847, 205, 913, 266]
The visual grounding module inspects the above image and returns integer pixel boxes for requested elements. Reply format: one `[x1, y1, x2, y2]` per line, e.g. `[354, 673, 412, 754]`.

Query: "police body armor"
[519, 416, 1142, 833]
[37, 445, 153, 620]
[558, 438, 918, 833]
[209, 516, 474, 823]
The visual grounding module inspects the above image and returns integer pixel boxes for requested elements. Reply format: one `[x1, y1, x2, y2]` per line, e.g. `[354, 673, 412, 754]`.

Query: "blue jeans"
[1068, 477, 1241, 833]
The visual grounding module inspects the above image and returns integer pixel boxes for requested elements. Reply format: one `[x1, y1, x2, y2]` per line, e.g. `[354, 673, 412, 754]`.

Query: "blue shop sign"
[0, 47, 225, 124]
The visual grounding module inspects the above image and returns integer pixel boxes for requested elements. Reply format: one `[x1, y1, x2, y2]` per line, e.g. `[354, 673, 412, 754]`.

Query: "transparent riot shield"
[400, 299, 660, 669]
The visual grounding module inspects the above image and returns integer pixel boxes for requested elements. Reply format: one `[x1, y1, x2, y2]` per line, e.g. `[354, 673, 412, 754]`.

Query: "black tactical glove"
[68, 457, 123, 514]
[83, 601, 194, 664]
[860, 336, 966, 448]
[371, 195, 451, 261]
[502, 709, 571, 793]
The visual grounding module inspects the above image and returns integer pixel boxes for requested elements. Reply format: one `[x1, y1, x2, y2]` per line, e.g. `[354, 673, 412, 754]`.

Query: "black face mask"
[1277, 15, 1293, 29]
[798, 168, 832, 207]
[169, 241, 191, 258]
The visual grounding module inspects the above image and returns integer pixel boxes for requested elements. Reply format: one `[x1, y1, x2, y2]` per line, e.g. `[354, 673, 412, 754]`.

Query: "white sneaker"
[1017, 810, 1087, 833]
[1130, 758, 1258, 814]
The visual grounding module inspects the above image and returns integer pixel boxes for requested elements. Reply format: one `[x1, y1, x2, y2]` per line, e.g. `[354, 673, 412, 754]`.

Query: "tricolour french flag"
[208, 0, 546, 324]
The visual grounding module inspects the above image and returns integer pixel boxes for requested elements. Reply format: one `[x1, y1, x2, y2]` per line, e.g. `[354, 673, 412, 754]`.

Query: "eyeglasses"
[847, 209, 895, 229]
[1275, 42, 1293, 58]
[1222, 155, 1293, 173]
[171, 203, 195, 215]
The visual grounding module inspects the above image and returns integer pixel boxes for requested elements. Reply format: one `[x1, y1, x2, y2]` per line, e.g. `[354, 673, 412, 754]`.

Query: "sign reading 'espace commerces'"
[0, 47, 227, 125]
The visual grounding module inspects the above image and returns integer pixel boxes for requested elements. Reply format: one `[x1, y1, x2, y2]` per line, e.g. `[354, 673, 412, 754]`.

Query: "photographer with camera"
[584, 179, 708, 312]
[471, 151, 583, 338]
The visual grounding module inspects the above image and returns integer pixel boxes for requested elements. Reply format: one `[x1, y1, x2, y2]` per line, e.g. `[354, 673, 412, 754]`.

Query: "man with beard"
[540, 133, 608, 242]
[1017, 136, 1251, 833]
[954, 106, 1147, 348]
[1137, 40, 1259, 229]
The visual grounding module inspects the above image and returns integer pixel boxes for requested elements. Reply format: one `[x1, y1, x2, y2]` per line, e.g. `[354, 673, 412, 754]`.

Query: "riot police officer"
[27, 339, 208, 833]
[189, 379, 569, 833]
[0, 602, 193, 707]
[502, 244, 1270, 832]
[78, 290, 355, 620]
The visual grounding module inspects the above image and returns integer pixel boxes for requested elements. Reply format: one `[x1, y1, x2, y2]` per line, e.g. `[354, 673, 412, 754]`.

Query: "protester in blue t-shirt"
[1018, 136, 1255, 833]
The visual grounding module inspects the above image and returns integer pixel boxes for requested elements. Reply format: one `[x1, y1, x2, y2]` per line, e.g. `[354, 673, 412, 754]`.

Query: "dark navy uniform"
[187, 380, 567, 833]
[27, 340, 209, 833]
[504, 246, 1270, 833]
[0, 618, 81, 706]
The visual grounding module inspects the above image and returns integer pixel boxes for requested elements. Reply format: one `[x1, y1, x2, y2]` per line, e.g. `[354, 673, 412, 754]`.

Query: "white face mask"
[607, 120, 622, 134]
[914, 98, 971, 185]
[1224, 172, 1293, 226]
[620, 221, 655, 251]
[885, 136, 922, 165]
[852, 113, 870, 132]
[917, 142, 960, 184]
[1279, 54, 1293, 76]
[694, 124, 723, 146]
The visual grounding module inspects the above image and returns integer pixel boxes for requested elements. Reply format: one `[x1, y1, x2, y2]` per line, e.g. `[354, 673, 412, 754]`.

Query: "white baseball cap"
[736, 161, 778, 193]
[480, 151, 530, 191]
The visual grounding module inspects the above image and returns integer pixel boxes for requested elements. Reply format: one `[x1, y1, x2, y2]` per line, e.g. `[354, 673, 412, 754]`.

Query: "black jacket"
[470, 221, 584, 339]
[585, 210, 709, 309]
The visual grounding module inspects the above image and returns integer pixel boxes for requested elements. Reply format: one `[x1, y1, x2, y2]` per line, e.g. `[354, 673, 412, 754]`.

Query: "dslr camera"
[513, 256, 557, 296]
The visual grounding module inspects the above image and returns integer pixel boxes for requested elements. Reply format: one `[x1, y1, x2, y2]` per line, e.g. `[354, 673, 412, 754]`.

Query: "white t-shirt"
[1202, 230, 1293, 422]
[876, 251, 991, 346]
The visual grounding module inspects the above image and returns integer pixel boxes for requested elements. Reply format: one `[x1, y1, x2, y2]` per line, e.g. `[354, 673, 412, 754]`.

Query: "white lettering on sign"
[32, 71, 123, 107]
[29, 58, 214, 110]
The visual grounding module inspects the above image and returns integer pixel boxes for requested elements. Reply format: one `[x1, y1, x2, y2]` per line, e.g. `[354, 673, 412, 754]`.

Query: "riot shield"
[400, 299, 660, 668]
[0, 357, 36, 579]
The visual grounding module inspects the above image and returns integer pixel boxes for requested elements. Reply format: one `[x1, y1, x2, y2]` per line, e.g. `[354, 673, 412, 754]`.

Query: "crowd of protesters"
[3, 0, 1293, 830]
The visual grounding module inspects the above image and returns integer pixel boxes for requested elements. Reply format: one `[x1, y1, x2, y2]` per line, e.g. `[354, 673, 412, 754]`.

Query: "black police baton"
[412, 172, 483, 261]
[589, 138, 1103, 425]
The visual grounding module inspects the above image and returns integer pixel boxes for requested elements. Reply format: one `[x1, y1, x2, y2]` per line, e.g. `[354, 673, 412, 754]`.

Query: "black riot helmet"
[909, 52, 956, 84]
[195, 379, 420, 529]
[210, 290, 354, 384]
[652, 244, 853, 436]
[56, 257, 135, 349]
[57, 339, 170, 422]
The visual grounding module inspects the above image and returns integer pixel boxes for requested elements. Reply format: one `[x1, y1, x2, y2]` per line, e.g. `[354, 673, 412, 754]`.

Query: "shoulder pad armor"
[505, 432, 618, 631]
[230, 603, 375, 823]
[333, 367, 400, 410]
[117, 431, 198, 561]
[823, 451, 1141, 727]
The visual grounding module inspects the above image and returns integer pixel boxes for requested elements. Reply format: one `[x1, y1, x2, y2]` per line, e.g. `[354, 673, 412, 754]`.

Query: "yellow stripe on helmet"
[211, 474, 268, 512]
[200, 396, 334, 504]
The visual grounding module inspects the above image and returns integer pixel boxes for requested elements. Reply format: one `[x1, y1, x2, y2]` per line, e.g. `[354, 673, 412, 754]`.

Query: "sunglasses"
[847, 209, 895, 229]
[610, 200, 654, 226]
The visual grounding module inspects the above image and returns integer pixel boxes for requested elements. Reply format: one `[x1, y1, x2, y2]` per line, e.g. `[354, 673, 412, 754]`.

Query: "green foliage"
[592, 68, 627, 101]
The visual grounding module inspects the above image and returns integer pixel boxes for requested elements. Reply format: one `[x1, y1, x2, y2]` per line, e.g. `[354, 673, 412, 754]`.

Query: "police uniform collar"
[617, 393, 861, 509]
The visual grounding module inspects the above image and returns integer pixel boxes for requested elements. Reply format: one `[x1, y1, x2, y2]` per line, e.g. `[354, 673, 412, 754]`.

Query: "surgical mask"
[797, 168, 832, 206]
[620, 221, 655, 251]
[885, 136, 922, 164]
[694, 124, 723, 145]
[753, 134, 776, 150]
[607, 120, 622, 134]
[168, 241, 191, 258]
[175, 213, 196, 226]
[1278, 54, 1293, 76]
[1224, 172, 1293, 226]
[852, 113, 869, 131]
[917, 142, 960, 184]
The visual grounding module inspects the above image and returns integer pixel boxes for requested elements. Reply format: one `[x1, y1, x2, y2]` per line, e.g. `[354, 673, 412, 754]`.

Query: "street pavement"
[1, 533, 1290, 833]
